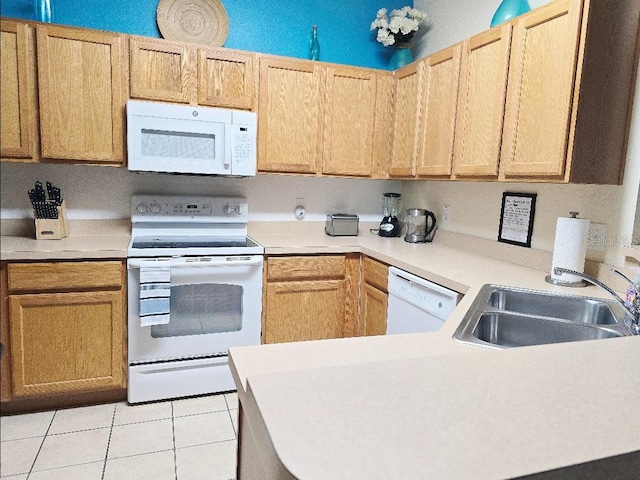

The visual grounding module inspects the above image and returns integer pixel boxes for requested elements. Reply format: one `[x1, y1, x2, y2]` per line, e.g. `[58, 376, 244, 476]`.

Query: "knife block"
[35, 201, 69, 240]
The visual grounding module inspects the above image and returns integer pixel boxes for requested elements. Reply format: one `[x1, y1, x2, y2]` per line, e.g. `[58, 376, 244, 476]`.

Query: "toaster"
[325, 214, 359, 236]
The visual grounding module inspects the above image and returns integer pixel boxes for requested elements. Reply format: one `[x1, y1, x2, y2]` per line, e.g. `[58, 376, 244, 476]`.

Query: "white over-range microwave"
[126, 100, 257, 176]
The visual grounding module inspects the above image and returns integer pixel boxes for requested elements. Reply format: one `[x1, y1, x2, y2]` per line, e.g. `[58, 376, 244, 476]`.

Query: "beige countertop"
[1, 220, 130, 260]
[3, 219, 638, 477]
[230, 223, 640, 479]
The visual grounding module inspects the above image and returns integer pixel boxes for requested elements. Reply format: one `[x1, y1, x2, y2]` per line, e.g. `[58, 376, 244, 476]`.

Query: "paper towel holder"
[544, 211, 588, 287]
[545, 273, 588, 287]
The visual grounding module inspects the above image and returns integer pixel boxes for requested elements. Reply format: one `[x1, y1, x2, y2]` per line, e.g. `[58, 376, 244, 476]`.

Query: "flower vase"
[490, 0, 531, 27]
[389, 42, 413, 70]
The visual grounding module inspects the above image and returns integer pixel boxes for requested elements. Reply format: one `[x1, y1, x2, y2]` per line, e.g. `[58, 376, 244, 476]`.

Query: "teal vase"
[389, 43, 413, 70]
[490, 0, 531, 27]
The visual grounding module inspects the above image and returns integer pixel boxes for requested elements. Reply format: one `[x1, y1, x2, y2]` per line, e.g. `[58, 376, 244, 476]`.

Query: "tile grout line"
[26, 408, 57, 479]
[101, 403, 117, 480]
[171, 401, 178, 480]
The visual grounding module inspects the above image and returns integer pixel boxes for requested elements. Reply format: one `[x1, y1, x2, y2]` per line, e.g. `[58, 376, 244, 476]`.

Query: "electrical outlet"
[296, 197, 305, 207]
[587, 223, 607, 251]
[442, 204, 451, 224]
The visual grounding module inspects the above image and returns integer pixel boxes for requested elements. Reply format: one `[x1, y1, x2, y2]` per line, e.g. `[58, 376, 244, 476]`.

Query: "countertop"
[3, 219, 639, 476]
[229, 223, 640, 479]
[1, 220, 130, 260]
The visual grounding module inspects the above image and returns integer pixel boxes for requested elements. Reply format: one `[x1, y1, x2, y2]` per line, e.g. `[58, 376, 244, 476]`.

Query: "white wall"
[0, 162, 401, 223]
[410, 0, 640, 265]
[414, 0, 550, 59]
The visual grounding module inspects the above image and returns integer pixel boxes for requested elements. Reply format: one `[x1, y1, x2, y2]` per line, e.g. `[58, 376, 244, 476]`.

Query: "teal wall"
[1, 0, 409, 69]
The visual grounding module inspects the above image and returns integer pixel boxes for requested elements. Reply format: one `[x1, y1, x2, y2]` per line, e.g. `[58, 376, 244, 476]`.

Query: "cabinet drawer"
[362, 256, 388, 292]
[7, 261, 123, 292]
[267, 256, 346, 281]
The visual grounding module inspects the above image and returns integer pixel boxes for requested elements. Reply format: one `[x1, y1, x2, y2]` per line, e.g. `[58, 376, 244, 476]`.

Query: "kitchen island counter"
[233, 223, 640, 479]
[240, 336, 639, 479]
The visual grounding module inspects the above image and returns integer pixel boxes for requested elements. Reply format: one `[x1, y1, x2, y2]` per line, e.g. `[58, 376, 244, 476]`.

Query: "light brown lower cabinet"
[262, 254, 359, 344]
[360, 256, 389, 336]
[1, 260, 126, 413]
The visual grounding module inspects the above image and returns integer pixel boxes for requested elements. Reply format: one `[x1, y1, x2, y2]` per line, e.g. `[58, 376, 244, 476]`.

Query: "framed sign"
[498, 192, 537, 248]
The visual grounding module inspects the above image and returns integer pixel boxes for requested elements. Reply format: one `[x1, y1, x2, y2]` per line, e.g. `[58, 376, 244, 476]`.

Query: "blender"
[379, 193, 402, 237]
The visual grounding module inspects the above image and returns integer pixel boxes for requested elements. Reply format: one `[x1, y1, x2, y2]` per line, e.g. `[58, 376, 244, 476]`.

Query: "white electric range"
[127, 194, 263, 403]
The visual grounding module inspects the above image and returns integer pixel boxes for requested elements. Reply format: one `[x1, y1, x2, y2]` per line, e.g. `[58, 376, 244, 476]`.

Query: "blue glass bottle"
[309, 25, 320, 61]
[490, 0, 531, 27]
[34, 0, 53, 23]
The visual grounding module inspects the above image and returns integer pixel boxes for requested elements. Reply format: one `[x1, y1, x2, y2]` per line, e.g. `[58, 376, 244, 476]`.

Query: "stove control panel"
[131, 195, 248, 223]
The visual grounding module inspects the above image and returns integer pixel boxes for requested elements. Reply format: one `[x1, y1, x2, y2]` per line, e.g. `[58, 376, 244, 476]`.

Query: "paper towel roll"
[550, 216, 590, 283]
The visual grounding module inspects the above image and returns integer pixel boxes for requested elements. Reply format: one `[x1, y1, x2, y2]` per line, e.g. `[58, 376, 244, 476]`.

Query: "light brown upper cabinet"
[257, 56, 324, 174]
[416, 44, 462, 177]
[499, 0, 639, 183]
[129, 37, 256, 110]
[0, 20, 38, 162]
[322, 66, 377, 177]
[452, 25, 512, 178]
[257, 57, 391, 177]
[371, 71, 394, 179]
[37, 25, 126, 164]
[500, 0, 581, 178]
[198, 48, 256, 110]
[129, 36, 197, 104]
[388, 61, 422, 177]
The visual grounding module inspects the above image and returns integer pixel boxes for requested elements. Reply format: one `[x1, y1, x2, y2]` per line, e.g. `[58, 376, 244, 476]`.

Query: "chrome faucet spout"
[553, 267, 640, 335]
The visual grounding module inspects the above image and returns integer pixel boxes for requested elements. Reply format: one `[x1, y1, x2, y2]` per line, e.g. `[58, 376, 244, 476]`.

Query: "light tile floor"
[0, 392, 238, 480]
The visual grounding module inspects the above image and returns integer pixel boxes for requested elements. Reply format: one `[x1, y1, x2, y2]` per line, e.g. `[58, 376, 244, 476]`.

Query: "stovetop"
[131, 236, 259, 249]
[128, 194, 263, 257]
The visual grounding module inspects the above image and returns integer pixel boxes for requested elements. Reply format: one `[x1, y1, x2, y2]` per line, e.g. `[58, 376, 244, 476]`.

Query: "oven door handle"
[129, 257, 263, 268]
[171, 257, 263, 268]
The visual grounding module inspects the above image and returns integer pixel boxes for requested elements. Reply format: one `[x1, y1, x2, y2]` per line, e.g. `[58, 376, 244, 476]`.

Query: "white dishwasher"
[386, 267, 461, 334]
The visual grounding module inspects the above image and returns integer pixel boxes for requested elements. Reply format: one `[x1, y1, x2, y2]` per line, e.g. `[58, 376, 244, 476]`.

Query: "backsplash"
[401, 180, 629, 265]
[0, 162, 402, 223]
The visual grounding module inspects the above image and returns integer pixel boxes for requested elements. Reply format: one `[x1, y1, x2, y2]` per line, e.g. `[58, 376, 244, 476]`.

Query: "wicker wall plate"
[157, 0, 229, 47]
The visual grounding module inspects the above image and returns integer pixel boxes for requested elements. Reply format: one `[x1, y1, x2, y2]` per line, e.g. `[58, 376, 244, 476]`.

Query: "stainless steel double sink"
[453, 285, 632, 349]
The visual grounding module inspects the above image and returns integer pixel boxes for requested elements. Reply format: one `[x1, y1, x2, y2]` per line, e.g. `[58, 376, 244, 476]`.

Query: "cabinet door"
[257, 56, 323, 174]
[37, 25, 126, 163]
[500, 0, 583, 178]
[9, 290, 125, 396]
[1, 263, 11, 401]
[452, 26, 511, 178]
[371, 71, 394, 179]
[1, 20, 38, 162]
[362, 284, 388, 336]
[263, 254, 359, 343]
[198, 48, 256, 110]
[416, 44, 462, 177]
[264, 280, 346, 344]
[322, 66, 376, 177]
[129, 37, 197, 104]
[389, 62, 422, 177]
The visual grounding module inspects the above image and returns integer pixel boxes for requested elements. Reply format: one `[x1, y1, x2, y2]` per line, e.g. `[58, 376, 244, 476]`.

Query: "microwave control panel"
[231, 124, 256, 169]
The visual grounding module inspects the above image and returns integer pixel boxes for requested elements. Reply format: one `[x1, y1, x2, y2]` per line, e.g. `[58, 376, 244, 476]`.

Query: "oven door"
[127, 255, 263, 364]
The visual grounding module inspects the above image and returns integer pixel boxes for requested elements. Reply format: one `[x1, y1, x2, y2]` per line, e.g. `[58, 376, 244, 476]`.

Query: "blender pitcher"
[379, 193, 402, 237]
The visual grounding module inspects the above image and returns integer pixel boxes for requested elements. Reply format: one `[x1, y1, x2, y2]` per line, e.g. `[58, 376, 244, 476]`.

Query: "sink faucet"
[553, 267, 640, 335]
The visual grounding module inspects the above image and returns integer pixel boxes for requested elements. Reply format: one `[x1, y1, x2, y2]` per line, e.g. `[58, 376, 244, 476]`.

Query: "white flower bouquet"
[370, 6, 428, 47]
